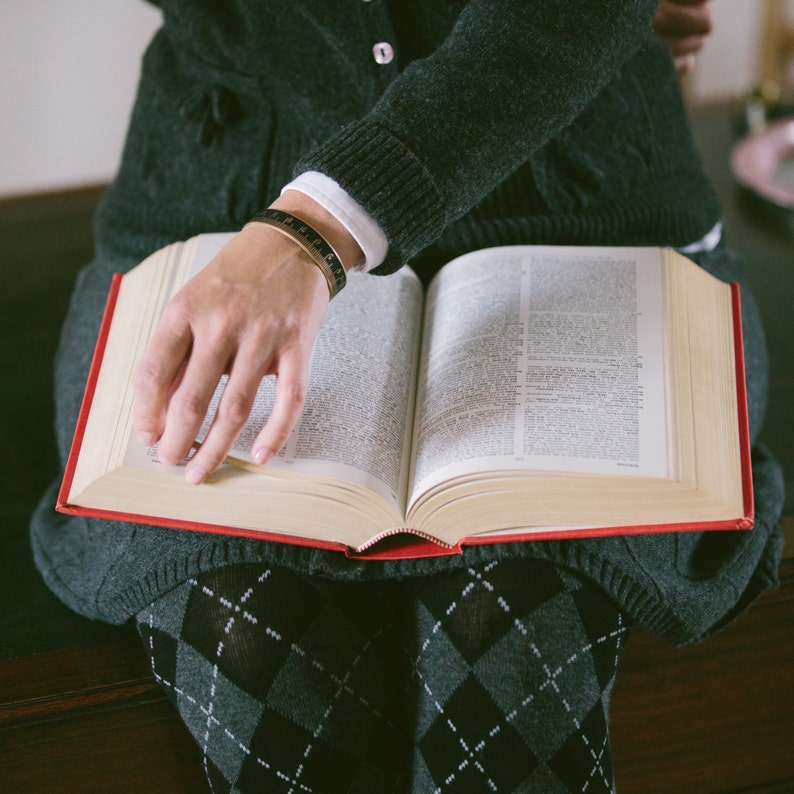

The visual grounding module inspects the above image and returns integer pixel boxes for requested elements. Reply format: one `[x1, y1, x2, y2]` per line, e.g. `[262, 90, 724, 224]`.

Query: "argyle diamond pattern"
[137, 558, 625, 792]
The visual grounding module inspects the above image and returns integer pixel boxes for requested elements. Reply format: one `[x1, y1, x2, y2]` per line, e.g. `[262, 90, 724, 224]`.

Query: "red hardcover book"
[57, 236, 753, 560]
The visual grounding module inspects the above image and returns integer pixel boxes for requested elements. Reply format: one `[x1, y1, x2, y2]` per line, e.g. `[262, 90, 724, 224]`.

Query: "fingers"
[180, 341, 311, 484]
[156, 335, 232, 468]
[653, 0, 713, 73]
[667, 34, 708, 58]
[653, 0, 713, 38]
[673, 52, 698, 75]
[669, 33, 707, 74]
[252, 350, 310, 466]
[183, 345, 267, 484]
[132, 309, 193, 447]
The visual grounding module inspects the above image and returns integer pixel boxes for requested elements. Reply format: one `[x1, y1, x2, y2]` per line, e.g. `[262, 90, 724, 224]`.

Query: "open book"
[58, 235, 753, 559]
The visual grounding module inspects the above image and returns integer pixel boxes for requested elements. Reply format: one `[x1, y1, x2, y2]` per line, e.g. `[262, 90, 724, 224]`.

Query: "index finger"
[251, 349, 311, 465]
[132, 312, 193, 446]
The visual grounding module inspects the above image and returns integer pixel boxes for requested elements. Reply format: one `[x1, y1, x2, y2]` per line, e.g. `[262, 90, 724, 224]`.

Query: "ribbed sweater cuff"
[294, 119, 446, 274]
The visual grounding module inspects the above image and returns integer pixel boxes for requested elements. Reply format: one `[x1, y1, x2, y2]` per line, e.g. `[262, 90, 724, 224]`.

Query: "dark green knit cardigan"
[99, 0, 720, 267]
[31, 0, 784, 643]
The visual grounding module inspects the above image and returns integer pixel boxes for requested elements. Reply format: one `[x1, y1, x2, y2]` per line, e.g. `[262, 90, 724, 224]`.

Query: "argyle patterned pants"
[136, 558, 627, 793]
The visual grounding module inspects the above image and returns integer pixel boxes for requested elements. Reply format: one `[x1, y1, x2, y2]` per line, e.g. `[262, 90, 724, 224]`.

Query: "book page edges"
[55, 500, 352, 554]
[345, 513, 755, 559]
[56, 494, 752, 562]
[57, 273, 124, 512]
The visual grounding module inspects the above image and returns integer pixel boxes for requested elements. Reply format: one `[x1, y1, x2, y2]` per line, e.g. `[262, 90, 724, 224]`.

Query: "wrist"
[281, 173, 388, 272]
[248, 207, 347, 299]
[269, 190, 365, 272]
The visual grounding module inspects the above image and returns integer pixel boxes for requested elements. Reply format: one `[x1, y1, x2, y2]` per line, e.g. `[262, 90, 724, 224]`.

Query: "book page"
[118, 234, 423, 514]
[198, 268, 424, 513]
[408, 246, 671, 506]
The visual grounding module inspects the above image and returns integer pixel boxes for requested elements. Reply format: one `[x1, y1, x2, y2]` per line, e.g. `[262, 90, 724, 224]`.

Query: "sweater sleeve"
[295, 0, 661, 273]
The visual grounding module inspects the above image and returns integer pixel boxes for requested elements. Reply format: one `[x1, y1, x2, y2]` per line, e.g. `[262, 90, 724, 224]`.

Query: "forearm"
[297, 0, 661, 271]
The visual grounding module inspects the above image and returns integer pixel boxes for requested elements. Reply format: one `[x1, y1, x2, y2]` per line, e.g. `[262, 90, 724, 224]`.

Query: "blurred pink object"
[731, 116, 794, 208]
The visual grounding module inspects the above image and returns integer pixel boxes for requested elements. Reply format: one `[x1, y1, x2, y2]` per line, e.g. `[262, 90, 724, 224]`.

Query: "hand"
[132, 193, 363, 484]
[653, 0, 714, 75]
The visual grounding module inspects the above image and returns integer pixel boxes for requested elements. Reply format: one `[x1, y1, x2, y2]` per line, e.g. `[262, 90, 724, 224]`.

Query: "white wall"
[0, 0, 782, 198]
[0, 0, 160, 197]
[688, 1, 763, 103]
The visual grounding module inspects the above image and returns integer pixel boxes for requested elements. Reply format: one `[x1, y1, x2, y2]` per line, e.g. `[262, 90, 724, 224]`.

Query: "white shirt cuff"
[281, 172, 389, 273]
[676, 221, 722, 254]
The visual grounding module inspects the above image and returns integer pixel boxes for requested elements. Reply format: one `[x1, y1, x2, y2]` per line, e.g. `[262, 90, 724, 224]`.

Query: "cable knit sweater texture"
[31, 0, 784, 643]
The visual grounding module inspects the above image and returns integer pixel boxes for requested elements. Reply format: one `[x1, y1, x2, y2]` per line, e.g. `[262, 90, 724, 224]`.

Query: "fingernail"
[185, 464, 207, 486]
[253, 447, 272, 465]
